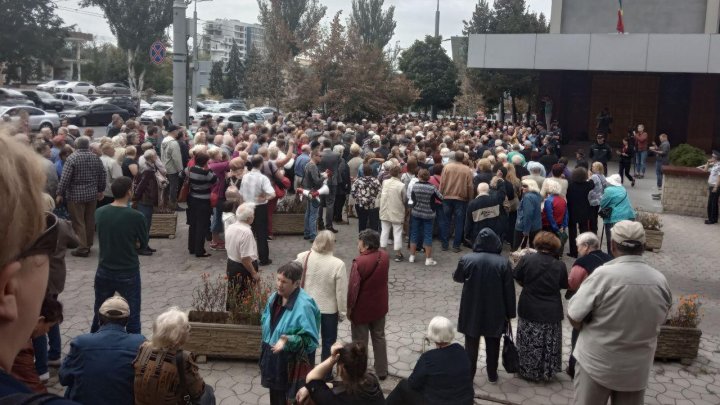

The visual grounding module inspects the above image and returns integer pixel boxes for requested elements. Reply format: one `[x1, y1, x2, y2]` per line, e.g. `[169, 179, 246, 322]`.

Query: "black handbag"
[598, 190, 627, 219]
[502, 322, 520, 374]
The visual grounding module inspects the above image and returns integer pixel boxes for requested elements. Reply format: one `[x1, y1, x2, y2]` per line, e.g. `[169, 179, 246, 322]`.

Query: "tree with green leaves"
[80, 0, 173, 101]
[244, 46, 265, 103]
[349, 0, 396, 49]
[399, 36, 459, 119]
[223, 41, 245, 99]
[0, 0, 69, 83]
[462, 0, 548, 122]
[208, 61, 225, 96]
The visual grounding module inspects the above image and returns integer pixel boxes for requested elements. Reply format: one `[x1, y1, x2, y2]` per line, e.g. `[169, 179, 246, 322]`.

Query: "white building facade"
[202, 19, 266, 63]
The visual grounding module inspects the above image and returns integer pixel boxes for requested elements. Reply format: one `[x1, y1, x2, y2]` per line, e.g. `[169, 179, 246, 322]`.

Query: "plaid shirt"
[57, 150, 106, 202]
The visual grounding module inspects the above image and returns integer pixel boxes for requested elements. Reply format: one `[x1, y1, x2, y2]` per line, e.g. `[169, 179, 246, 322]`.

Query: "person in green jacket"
[599, 174, 635, 254]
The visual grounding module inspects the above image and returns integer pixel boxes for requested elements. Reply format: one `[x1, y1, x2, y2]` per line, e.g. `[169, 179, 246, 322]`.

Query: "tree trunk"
[499, 97, 504, 124]
[511, 95, 517, 124]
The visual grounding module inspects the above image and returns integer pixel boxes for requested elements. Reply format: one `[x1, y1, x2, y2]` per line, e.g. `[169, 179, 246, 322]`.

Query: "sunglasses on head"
[14, 212, 59, 262]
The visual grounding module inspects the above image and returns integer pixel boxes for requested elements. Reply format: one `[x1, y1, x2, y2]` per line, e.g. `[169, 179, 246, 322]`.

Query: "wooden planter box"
[150, 212, 178, 239]
[273, 213, 306, 235]
[185, 311, 262, 361]
[645, 229, 664, 251]
[655, 325, 702, 362]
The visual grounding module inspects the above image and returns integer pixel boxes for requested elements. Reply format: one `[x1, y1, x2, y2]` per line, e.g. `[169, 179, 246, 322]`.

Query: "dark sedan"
[96, 82, 131, 95]
[21, 90, 74, 112]
[93, 96, 138, 116]
[59, 104, 130, 127]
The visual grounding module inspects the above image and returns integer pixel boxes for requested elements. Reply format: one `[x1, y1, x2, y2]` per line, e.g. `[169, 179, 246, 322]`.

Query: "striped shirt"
[188, 166, 217, 199]
[411, 181, 443, 219]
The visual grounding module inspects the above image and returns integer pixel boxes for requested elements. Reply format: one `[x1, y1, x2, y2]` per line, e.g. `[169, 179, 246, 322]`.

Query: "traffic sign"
[149, 41, 166, 65]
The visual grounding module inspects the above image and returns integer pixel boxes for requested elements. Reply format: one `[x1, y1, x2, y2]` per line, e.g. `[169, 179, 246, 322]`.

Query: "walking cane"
[599, 223, 606, 251]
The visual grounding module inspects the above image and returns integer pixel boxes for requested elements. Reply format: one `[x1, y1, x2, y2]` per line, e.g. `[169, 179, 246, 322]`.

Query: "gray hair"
[312, 230, 335, 254]
[235, 202, 256, 222]
[544, 178, 562, 195]
[143, 149, 157, 161]
[576, 232, 600, 250]
[75, 136, 91, 150]
[333, 144, 344, 155]
[150, 307, 189, 350]
[511, 155, 523, 165]
[426, 316, 455, 344]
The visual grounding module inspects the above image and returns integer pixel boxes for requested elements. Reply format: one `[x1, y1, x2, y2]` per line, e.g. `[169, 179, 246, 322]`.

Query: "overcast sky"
[56, 0, 552, 52]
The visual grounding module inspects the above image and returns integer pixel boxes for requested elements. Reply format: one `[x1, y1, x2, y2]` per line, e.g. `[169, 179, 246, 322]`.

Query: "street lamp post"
[191, 0, 212, 111]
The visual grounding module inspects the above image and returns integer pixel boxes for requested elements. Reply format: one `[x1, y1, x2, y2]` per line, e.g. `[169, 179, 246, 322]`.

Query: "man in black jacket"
[464, 182, 506, 246]
[453, 228, 517, 382]
[589, 134, 612, 175]
[318, 139, 341, 232]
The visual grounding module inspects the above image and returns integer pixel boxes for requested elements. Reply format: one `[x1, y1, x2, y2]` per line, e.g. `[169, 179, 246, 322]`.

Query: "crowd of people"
[0, 108, 704, 405]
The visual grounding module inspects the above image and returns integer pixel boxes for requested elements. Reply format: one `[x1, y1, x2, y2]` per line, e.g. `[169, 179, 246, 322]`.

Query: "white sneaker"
[39, 372, 49, 383]
[408, 255, 415, 263]
[425, 258, 437, 266]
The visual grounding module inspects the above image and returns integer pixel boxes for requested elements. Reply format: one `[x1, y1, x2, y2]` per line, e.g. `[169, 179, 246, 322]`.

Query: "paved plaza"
[46, 164, 720, 405]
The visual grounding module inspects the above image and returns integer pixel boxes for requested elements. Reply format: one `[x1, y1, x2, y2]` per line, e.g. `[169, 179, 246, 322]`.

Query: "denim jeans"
[635, 150, 648, 175]
[410, 216, 433, 247]
[304, 200, 320, 240]
[167, 172, 180, 208]
[136, 203, 153, 237]
[211, 201, 225, 234]
[91, 267, 141, 334]
[32, 323, 61, 375]
[442, 200, 467, 249]
[320, 313, 339, 362]
[435, 204, 449, 248]
[656, 160, 664, 188]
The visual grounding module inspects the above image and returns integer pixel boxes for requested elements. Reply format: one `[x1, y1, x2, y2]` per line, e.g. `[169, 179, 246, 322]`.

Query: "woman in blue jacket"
[260, 262, 321, 405]
[599, 174, 635, 253]
[514, 178, 543, 249]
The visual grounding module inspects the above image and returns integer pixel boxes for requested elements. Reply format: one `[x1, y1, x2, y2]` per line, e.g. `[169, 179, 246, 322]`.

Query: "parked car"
[0, 88, 35, 107]
[37, 80, 69, 93]
[92, 96, 138, 116]
[20, 90, 70, 111]
[225, 114, 254, 127]
[148, 95, 173, 103]
[139, 104, 196, 125]
[59, 104, 130, 127]
[96, 82, 131, 95]
[54, 81, 96, 95]
[55, 93, 91, 106]
[249, 106, 279, 120]
[139, 99, 151, 114]
[219, 102, 247, 112]
[0, 106, 60, 131]
[201, 105, 234, 121]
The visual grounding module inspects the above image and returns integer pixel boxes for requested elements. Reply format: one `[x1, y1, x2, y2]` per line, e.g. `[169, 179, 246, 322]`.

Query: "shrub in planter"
[669, 144, 708, 167]
[655, 294, 703, 361]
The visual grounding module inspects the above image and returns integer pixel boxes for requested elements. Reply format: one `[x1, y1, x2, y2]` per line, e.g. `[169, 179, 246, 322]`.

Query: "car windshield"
[74, 94, 90, 102]
[2, 88, 25, 97]
[0, 107, 12, 115]
[150, 104, 171, 111]
[100, 83, 116, 88]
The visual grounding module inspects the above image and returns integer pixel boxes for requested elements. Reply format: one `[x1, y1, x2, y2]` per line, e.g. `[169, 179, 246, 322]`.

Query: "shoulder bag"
[502, 322, 520, 374]
[175, 351, 215, 405]
[598, 190, 627, 219]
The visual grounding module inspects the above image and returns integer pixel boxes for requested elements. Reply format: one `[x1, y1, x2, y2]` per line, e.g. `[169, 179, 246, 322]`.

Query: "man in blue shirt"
[60, 294, 145, 405]
[293, 144, 311, 190]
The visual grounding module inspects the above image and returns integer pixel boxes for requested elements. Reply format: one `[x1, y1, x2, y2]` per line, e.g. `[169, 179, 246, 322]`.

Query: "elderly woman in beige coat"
[379, 164, 407, 262]
[295, 230, 347, 371]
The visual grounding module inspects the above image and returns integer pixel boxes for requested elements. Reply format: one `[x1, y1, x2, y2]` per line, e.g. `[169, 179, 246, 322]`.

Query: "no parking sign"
[149, 41, 166, 65]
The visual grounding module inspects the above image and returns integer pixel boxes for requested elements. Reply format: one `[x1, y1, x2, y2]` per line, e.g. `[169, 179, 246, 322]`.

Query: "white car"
[55, 92, 91, 106]
[54, 81, 96, 95]
[140, 104, 196, 125]
[201, 105, 234, 121]
[0, 106, 60, 131]
[249, 106, 279, 120]
[37, 80, 68, 93]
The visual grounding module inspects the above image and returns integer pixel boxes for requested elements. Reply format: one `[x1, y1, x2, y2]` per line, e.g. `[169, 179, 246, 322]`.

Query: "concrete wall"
[561, 0, 708, 34]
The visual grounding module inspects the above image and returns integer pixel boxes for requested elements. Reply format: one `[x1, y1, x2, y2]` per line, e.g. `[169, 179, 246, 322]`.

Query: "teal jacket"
[600, 186, 635, 224]
[261, 288, 320, 353]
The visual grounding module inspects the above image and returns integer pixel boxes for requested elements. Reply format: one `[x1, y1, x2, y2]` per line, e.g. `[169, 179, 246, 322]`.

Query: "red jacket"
[347, 249, 389, 324]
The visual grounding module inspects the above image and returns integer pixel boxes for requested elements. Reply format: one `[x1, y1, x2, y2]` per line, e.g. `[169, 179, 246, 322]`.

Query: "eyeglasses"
[14, 212, 59, 262]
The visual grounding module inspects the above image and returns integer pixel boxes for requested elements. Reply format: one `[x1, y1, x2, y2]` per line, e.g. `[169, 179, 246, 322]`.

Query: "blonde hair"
[591, 161, 604, 174]
[522, 178, 540, 194]
[544, 178, 562, 195]
[125, 146, 137, 158]
[0, 130, 46, 266]
[150, 307, 190, 350]
[312, 230, 335, 254]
